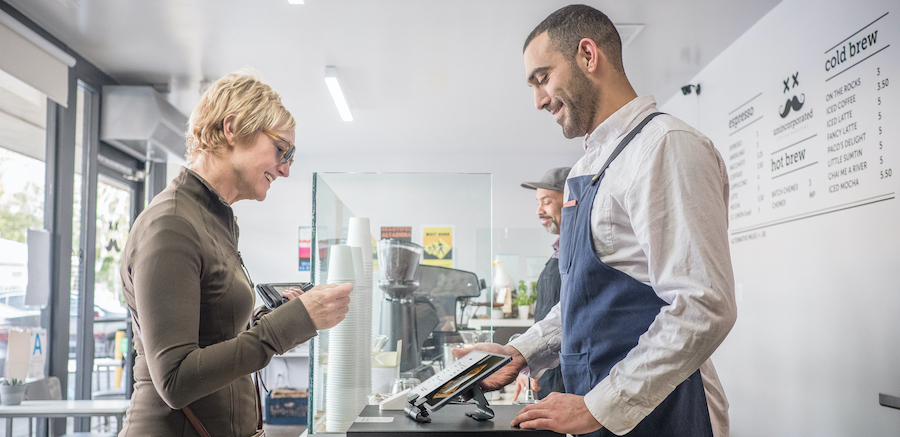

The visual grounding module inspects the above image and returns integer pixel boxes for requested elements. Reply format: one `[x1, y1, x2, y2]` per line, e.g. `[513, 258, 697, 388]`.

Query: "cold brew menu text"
[723, 11, 896, 243]
[677, 3, 900, 434]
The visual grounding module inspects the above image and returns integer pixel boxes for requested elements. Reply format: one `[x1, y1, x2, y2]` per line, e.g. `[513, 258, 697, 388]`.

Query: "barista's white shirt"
[509, 95, 736, 436]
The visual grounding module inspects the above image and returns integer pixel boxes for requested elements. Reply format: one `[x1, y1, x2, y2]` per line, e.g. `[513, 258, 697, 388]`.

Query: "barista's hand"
[298, 283, 352, 330]
[451, 343, 525, 392]
[511, 392, 603, 435]
[512, 373, 541, 402]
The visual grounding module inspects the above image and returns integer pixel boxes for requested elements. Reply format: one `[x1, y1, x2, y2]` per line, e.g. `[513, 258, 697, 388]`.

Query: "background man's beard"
[543, 219, 560, 235]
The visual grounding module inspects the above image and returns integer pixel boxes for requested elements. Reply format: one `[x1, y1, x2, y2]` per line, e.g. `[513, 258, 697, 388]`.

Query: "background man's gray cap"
[521, 167, 571, 192]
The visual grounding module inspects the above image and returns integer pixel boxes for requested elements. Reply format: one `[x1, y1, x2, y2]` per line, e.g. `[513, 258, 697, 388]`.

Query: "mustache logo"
[779, 94, 805, 118]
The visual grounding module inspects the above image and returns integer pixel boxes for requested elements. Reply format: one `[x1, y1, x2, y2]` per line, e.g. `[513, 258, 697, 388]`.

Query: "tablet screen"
[408, 350, 511, 410]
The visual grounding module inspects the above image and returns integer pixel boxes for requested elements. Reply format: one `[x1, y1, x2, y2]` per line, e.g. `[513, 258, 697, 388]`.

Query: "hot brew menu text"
[673, 3, 900, 434]
[719, 12, 896, 243]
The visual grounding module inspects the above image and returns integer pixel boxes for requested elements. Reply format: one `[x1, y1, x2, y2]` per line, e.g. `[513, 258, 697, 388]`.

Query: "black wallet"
[255, 282, 315, 310]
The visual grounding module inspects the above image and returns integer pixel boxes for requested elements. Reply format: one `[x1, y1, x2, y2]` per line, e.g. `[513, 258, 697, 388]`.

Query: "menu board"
[662, 0, 900, 434]
[717, 10, 897, 243]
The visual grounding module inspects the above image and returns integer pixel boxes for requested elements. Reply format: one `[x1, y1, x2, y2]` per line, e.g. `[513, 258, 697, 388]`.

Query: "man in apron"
[455, 5, 736, 436]
[515, 167, 570, 401]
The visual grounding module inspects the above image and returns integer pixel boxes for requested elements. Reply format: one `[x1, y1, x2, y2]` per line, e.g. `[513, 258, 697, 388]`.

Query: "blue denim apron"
[559, 112, 713, 437]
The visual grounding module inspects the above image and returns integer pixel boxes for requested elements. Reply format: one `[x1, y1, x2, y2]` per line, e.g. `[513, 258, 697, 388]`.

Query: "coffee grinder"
[377, 239, 430, 378]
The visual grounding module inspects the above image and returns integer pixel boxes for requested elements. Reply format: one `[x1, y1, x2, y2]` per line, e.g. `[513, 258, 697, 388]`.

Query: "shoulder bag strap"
[183, 405, 212, 437]
[255, 372, 264, 430]
[181, 373, 264, 437]
[132, 315, 212, 436]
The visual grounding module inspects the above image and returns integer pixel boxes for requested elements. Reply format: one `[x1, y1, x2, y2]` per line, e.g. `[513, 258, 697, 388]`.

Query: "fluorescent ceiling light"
[324, 66, 353, 122]
[288, 0, 304, 4]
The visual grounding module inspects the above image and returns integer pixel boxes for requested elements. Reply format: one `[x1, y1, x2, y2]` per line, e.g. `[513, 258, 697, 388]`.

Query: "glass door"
[70, 82, 143, 433]
[89, 174, 132, 396]
[70, 82, 142, 407]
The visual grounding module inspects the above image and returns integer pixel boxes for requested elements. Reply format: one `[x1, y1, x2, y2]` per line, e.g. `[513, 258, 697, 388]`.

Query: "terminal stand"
[463, 385, 495, 421]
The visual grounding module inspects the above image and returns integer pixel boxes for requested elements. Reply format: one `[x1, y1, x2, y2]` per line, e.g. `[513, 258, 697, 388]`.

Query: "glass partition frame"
[308, 172, 493, 434]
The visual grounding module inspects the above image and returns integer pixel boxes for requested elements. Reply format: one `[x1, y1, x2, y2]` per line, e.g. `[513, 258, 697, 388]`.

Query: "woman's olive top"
[119, 167, 317, 436]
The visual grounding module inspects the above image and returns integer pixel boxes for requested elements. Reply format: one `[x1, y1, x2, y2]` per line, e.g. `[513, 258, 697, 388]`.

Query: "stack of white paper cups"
[324, 244, 360, 432]
[347, 218, 374, 397]
[350, 247, 369, 413]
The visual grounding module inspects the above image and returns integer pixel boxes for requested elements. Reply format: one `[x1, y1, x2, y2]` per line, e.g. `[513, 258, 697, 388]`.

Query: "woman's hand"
[298, 283, 352, 330]
[281, 286, 307, 301]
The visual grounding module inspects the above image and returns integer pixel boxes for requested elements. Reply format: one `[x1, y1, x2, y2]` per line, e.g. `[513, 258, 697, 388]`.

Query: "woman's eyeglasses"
[262, 130, 296, 165]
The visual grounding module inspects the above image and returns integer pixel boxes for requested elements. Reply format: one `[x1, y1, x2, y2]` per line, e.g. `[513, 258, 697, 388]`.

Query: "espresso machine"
[377, 239, 487, 379]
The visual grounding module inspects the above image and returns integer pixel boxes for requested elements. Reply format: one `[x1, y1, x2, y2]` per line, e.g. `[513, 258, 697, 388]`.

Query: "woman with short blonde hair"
[120, 70, 351, 436]
[185, 69, 295, 165]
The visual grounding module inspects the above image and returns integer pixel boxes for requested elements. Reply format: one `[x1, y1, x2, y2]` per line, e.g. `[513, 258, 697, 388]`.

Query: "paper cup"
[327, 244, 356, 283]
[351, 247, 366, 288]
[347, 217, 372, 252]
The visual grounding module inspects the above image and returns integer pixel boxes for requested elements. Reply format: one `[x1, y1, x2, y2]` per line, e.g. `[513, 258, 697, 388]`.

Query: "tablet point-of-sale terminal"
[402, 350, 511, 423]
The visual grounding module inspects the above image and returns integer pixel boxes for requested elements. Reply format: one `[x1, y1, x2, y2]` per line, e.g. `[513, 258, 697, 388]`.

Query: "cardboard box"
[265, 388, 308, 425]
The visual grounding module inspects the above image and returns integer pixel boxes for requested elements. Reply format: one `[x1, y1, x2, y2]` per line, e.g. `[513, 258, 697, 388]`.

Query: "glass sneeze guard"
[308, 172, 493, 434]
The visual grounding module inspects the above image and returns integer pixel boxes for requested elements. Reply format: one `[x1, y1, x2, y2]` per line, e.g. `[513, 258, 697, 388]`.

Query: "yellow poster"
[422, 226, 453, 268]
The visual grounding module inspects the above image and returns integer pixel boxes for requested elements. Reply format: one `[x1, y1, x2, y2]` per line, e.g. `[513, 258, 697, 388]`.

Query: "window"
[0, 67, 47, 377]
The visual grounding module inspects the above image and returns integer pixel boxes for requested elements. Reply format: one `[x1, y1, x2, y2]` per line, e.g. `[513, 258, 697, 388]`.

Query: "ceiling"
[6, 0, 782, 158]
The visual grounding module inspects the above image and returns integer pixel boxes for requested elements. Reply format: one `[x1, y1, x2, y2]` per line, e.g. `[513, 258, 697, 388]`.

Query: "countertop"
[346, 404, 562, 436]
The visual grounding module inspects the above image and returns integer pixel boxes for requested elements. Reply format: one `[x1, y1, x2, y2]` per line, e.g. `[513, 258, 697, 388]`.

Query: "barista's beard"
[558, 64, 600, 139]
[543, 219, 560, 235]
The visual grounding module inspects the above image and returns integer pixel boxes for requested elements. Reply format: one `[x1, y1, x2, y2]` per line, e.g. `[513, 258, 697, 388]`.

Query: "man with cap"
[514, 167, 570, 401]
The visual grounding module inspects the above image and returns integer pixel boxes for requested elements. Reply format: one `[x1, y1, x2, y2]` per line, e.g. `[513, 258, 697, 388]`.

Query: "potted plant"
[515, 281, 536, 320]
[0, 377, 27, 406]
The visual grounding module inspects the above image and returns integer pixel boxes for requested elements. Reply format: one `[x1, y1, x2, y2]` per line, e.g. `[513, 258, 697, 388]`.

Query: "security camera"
[681, 84, 701, 95]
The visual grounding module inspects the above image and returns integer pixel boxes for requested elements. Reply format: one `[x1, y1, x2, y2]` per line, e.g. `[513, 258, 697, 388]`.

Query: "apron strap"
[591, 112, 665, 185]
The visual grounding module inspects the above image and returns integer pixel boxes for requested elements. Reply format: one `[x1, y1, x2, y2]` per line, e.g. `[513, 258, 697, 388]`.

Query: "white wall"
[316, 172, 492, 276]
[662, 0, 900, 434]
